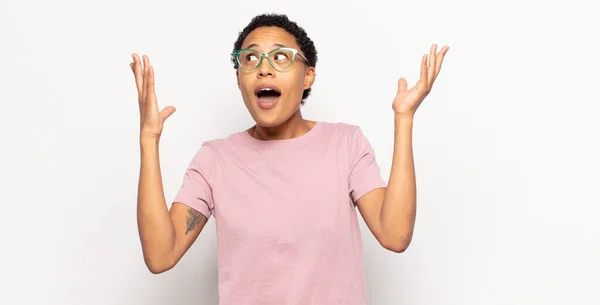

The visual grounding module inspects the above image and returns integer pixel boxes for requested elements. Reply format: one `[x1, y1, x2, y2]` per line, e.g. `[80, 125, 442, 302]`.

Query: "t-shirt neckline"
[239, 121, 323, 150]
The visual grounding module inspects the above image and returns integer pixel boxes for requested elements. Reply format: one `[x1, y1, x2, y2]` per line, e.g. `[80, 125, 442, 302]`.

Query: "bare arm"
[138, 138, 208, 273]
[132, 53, 208, 273]
[356, 117, 416, 253]
[357, 44, 449, 253]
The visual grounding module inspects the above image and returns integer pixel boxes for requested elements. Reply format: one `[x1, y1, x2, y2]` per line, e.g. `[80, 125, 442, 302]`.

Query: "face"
[235, 26, 315, 128]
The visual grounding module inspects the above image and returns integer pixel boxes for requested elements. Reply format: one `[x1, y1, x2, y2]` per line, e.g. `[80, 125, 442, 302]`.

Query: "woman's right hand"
[130, 54, 176, 140]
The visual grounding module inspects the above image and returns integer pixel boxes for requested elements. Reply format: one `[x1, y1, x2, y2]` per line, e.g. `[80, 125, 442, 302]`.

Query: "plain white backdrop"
[1, 0, 599, 304]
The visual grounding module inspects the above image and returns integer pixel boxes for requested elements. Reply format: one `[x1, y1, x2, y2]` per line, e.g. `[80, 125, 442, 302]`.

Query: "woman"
[131, 13, 448, 305]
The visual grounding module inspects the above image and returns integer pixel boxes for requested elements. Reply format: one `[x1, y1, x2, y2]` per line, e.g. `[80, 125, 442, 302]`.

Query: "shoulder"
[184, 130, 246, 165]
[316, 121, 368, 146]
[194, 129, 248, 152]
[319, 121, 378, 161]
[316, 121, 362, 137]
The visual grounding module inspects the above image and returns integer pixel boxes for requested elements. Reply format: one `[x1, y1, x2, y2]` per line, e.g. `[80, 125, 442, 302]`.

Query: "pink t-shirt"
[173, 121, 387, 305]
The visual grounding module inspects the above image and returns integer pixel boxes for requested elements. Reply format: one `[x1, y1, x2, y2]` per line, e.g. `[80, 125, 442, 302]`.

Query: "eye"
[246, 54, 258, 61]
[273, 52, 289, 61]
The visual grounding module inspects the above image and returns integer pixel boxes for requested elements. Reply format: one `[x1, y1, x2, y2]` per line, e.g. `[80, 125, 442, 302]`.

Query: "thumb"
[160, 106, 176, 122]
[397, 78, 408, 93]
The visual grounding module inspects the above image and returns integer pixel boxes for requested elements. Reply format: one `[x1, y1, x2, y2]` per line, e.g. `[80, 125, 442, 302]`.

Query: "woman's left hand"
[392, 44, 449, 116]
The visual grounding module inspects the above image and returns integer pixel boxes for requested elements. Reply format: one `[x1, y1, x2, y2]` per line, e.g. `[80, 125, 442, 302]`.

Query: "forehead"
[242, 26, 300, 51]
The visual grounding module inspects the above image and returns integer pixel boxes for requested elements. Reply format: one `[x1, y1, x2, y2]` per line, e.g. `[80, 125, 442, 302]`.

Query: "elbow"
[147, 263, 171, 274]
[385, 242, 410, 253]
[144, 253, 175, 274]
[381, 235, 412, 253]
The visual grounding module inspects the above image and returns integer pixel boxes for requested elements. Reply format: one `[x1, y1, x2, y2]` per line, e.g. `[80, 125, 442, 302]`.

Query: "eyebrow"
[245, 43, 287, 49]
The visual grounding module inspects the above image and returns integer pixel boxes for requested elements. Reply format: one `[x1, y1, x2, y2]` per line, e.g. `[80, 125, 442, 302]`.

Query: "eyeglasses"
[232, 47, 308, 72]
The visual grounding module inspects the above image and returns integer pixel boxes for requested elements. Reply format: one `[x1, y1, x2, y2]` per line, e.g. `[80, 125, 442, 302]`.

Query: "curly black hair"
[232, 13, 318, 103]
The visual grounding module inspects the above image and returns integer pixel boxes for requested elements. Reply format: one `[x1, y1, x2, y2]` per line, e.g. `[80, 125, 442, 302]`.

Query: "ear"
[236, 69, 240, 89]
[303, 67, 316, 90]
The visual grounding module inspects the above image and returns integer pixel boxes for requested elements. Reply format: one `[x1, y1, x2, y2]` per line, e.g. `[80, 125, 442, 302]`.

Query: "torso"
[178, 121, 385, 305]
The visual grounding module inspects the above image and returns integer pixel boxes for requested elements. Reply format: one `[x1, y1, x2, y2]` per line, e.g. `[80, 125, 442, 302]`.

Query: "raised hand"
[130, 54, 176, 139]
[392, 44, 449, 116]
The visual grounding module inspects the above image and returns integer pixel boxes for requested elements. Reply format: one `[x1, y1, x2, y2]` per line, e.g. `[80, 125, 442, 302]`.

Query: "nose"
[257, 56, 275, 78]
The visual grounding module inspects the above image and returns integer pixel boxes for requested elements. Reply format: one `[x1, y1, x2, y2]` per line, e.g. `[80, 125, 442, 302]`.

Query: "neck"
[251, 111, 313, 141]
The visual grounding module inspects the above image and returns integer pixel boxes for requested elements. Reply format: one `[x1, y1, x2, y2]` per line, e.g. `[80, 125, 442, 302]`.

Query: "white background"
[1, 0, 599, 304]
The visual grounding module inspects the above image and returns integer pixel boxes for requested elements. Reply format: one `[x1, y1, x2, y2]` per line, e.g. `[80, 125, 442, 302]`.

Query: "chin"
[251, 110, 289, 128]
[248, 101, 298, 128]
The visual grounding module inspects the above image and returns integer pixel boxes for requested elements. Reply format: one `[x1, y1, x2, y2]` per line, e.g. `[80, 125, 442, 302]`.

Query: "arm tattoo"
[185, 208, 204, 235]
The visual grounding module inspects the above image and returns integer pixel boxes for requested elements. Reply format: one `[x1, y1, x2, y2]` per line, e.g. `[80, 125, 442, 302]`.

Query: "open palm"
[392, 44, 449, 116]
[130, 54, 176, 139]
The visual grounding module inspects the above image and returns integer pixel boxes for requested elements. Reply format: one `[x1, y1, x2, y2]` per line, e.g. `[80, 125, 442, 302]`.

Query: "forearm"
[137, 136, 176, 270]
[380, 114, 417, 250]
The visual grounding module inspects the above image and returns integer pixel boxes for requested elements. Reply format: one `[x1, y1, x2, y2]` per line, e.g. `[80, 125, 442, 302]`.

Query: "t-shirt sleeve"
[172, 143, 216, 219]
[348, 126, 387, 203]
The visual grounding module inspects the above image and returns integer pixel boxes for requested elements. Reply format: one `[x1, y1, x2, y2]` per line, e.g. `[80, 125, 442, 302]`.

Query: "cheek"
[238, 76, 254, 95]
[285, 71, 307, 93]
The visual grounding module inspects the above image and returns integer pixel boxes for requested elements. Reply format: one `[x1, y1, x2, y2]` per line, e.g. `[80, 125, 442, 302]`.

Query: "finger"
[160, 106, 177, 122]
[145, 64, 156, 114]
[147, 65, 162, 115]
[132, 54, 143, 99]
[130, 62, 137, 87]
[397, 77, 408, 93]
[142, 55, 149, 103]
[148, 65, 156, 102]
[427, 44, 437, 87]
[433, 46, 449, 82]
[420, 54, 428, 87]
[130, 62, 137, 76]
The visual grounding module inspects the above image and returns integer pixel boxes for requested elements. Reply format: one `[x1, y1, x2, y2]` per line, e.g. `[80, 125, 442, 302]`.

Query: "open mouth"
[253, 85, 282, 110]
[255, 87, 281, 103]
